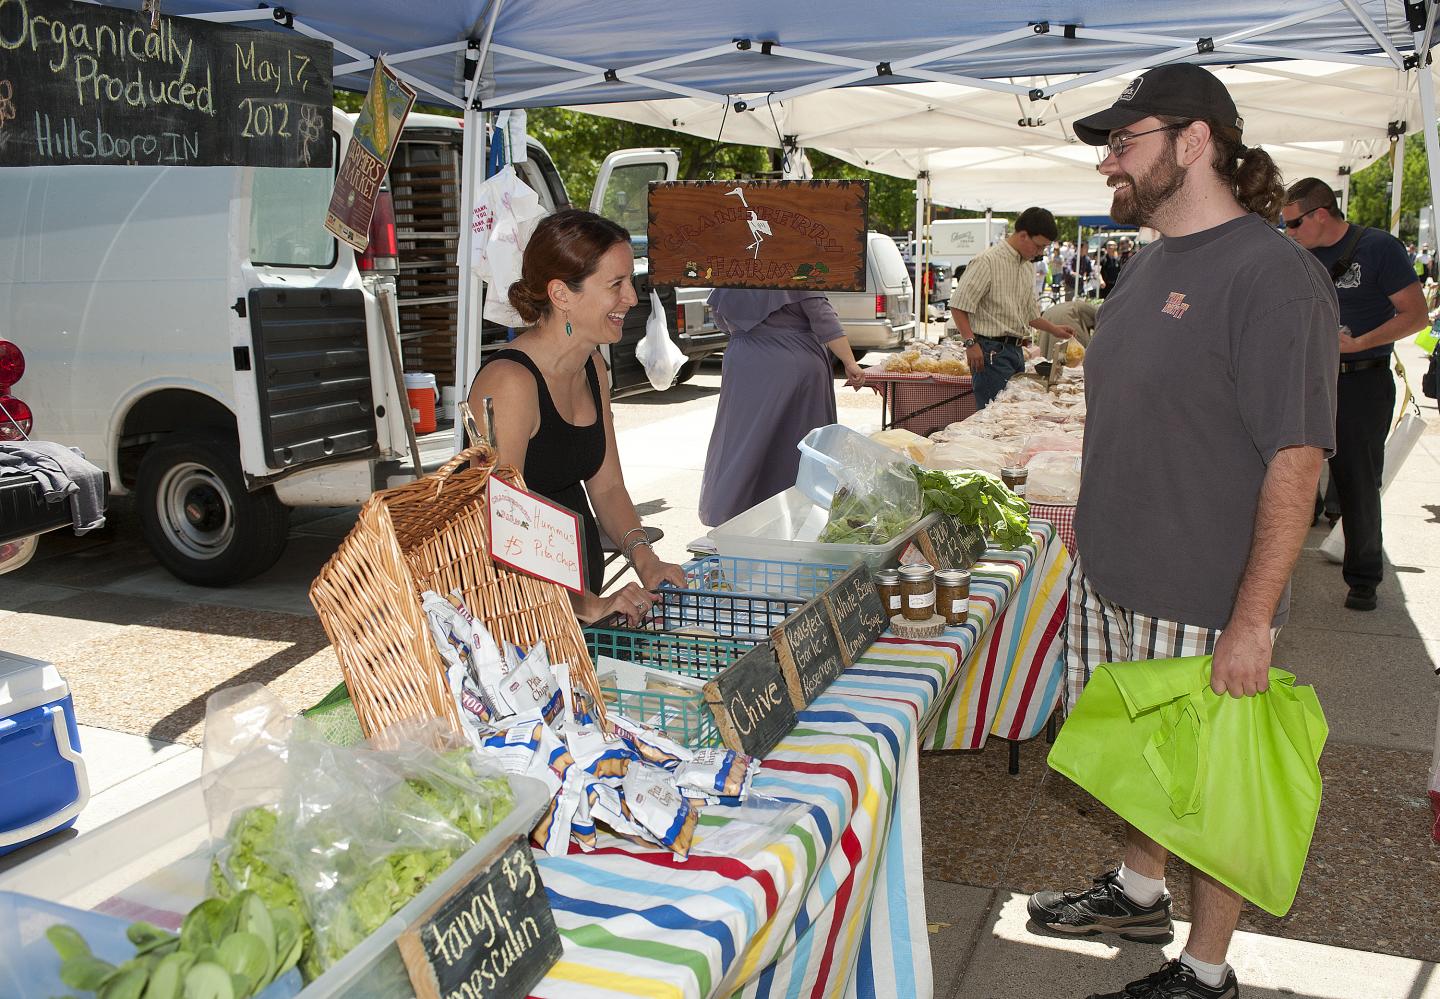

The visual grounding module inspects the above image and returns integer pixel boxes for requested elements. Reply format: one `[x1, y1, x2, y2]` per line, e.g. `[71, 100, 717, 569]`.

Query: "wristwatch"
[961, 338, 977, 348]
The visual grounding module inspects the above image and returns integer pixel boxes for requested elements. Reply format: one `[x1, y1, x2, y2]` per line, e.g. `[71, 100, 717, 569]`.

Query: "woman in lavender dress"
[699, 289, 866, 526]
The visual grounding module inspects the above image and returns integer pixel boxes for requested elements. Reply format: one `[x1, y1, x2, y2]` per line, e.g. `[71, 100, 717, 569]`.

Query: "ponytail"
[1211, 124, 1284, 224]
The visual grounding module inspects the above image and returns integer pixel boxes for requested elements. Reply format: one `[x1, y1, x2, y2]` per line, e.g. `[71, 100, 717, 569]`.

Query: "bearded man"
[1027, 64, 1340, 999]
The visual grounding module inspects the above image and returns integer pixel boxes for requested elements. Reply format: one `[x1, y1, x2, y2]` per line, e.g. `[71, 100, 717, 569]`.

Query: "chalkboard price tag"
[772, 597, 846, 711]
[821, 565, 889, 666]
[0, 0, 333, 168]
[703, 641, 796, 758]
[918, 515, 987, 571]
[397, 834, 563, 999]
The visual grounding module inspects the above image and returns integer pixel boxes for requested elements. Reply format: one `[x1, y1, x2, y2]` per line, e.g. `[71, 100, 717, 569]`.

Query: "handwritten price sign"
[488, 477, 583, 593]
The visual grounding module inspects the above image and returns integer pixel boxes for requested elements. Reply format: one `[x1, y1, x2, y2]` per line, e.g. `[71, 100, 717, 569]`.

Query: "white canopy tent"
[80, 0, 1440, 389]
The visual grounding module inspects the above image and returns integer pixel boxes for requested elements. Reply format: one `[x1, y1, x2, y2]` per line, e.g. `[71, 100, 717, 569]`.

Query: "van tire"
[675, 359, 700, 385]
[137, 435, 290, 587]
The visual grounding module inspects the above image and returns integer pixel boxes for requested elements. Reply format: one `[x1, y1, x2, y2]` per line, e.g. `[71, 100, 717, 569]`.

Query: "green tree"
[1345, 132, 1433, 242]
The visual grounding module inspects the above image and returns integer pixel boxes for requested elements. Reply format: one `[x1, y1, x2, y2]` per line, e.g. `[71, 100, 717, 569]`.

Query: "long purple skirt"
[698, 325, 838, 527]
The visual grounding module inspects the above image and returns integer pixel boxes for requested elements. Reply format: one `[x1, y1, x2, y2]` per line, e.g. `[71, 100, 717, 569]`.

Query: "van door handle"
[231, 297, 247, 318]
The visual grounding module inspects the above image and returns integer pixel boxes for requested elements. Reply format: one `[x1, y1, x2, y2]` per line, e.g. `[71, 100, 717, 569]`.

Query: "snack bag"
[623, 765, 700, 859]
[674, 748, 754, 800]
[609, 711, 693, 770]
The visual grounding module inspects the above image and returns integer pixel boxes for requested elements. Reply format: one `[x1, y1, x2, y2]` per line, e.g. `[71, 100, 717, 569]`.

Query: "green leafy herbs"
[45, 890, 302, 999]
[912, 467, 1032, 550]
[817, 484, 920, 545]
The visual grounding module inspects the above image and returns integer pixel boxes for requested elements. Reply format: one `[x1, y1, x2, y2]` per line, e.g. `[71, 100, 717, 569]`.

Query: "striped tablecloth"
[531, 526, 1066, 998]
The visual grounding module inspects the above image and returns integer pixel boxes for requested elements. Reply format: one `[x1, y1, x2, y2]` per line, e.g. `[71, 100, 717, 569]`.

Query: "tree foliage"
[1344, 132, 1433, 242]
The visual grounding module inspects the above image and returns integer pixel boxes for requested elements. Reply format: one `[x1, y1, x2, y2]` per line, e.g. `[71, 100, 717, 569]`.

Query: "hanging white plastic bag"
[1321, 393, 1426, 563]
[635, 288, 685, 391]
[464, 165, 546, 329]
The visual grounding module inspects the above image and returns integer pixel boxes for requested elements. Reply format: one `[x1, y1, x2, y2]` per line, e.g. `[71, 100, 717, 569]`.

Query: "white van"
[824, 232, 915, 351]
[0, 111, 683, 585]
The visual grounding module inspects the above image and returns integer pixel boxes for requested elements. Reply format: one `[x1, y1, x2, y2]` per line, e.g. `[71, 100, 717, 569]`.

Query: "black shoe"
[1027, 869, 1174, 943]
[1345, 585, 1377, 611]
[1087, 959, 1240, 998]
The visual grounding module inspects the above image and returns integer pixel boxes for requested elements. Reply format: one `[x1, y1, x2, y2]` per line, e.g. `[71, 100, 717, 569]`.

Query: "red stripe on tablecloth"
[999, 592, 1068, 739]
[969, 603, 1012, 748]
[763, 758, 861, 807]
[809, 825, 867, 999]
[577, 844, 785, 916]
[875, 635, 967, 659]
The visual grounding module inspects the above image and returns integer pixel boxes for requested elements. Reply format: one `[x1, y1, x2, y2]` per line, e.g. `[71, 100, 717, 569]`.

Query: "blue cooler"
[0, 652, 89, 856]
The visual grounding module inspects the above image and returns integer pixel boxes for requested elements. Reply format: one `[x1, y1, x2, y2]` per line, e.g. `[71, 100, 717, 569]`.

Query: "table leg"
[1008, 739, 1020, 775]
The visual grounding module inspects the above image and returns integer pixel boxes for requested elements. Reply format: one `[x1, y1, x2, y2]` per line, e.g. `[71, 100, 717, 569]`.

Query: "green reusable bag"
[1048, 655, 1327, 916]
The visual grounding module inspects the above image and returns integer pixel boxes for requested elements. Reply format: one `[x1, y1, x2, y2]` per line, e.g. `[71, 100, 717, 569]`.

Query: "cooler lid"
[0, 651, 69, 718]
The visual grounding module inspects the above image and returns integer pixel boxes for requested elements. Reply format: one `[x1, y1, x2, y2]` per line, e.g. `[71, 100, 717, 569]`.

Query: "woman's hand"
[843, 360, 866, 390]
[633, 546, 687, 590]
[582, 582, 658, 627]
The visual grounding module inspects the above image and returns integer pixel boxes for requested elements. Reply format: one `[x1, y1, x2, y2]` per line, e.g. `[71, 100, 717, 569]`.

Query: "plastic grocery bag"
[635, 288, 685, 390]
[816, 431, 923, 545]
[1048, 655, 1327, 917]
[1321, 391, 1427, 563]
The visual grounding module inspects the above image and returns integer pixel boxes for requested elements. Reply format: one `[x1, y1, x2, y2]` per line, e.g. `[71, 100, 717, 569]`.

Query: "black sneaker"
[1027, 868, 1174, 943]
[1345, 585, 1377, 611]
[1087, 959, 1240, 998]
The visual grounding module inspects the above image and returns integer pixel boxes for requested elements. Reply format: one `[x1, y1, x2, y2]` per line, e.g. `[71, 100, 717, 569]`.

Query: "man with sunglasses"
[1282, 177, 1427, 612]
[1027, 64, 1339, 999]
[948, 205, 1076, 407]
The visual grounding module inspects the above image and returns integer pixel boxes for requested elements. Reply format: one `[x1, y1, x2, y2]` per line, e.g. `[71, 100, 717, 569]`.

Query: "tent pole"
[1390, 131, 1406, 237]
[914, 166, 927, 332]
[454, 106, 487, 450]
[1415, 39, 1440, 253]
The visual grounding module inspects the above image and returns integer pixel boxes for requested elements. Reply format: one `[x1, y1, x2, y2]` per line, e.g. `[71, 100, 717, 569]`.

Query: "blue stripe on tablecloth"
[795, 711, 901, 762]
[882, 798, 917, 997]
[546, 857, 761, 941]
[855, 925, 876, 998]
[544, 890, 740, 970]
[750, 776, 838, 843]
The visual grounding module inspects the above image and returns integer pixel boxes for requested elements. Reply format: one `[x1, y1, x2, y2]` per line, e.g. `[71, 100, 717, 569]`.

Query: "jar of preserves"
[1001, 465, 1029, 497]
[874, 568, 902, 616]
[936, 568, 971, 626]
[898, 564, 936, 621]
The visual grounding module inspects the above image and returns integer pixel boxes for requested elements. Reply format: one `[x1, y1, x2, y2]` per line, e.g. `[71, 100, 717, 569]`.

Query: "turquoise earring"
[564, 310, 573, 337]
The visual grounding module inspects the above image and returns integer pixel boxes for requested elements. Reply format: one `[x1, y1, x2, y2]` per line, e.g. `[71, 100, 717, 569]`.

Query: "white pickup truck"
[0, 112, 720, 586]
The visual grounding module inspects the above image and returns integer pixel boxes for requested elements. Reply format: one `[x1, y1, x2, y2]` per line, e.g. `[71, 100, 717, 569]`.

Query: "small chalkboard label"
[1, 0, 333, 168]
[772, 597, 846, 711]
[822, 565, 889, 666]
[397, 834, 563, 999]
[918, 515, 987, 571]
[704, 641, 796, 758]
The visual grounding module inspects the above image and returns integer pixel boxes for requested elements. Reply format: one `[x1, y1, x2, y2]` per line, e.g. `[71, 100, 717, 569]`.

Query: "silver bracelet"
[617, 526, 647, 549]
[623, 539, 654, 562]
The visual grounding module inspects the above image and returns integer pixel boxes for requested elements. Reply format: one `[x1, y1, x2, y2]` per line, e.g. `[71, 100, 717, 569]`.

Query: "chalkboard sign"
[0, 0, 332, 168]
[822, 565, 889, 667]
[648, 180, 868, 291]
[703, 641, 796, 758]
[918, 515, 988, 571]
[772, 597, 846, 711]
[397, 834, 563, 999]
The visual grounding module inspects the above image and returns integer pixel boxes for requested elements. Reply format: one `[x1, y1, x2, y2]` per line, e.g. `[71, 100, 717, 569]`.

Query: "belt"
[978, 334, 1030, 347]
[1339, 357, 1389, 374]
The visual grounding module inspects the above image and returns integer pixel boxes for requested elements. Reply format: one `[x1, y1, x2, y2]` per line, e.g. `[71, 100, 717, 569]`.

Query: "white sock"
[1115, 863, 1166, 906]
[1180, 951, 1231, 989]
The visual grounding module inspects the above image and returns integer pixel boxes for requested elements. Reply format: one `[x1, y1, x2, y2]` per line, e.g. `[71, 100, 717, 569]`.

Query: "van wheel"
[137, 436, 290, 587]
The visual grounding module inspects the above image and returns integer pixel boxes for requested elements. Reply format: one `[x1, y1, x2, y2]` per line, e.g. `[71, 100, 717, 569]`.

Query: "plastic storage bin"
[0, 652, 89, 857]
[707, 486, 936, 570]
[0, 772, 550, 999]
[795, 423, 911, 508]
[639, 585, 804, 643]
[681, 555, 847, 600]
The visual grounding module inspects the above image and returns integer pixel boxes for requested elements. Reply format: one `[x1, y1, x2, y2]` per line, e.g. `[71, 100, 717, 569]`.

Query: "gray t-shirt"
[1075, 213, 1339, 630]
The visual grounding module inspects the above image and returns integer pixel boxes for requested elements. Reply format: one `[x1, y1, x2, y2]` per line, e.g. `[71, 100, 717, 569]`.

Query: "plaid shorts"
[1063, 557, 1222, 712]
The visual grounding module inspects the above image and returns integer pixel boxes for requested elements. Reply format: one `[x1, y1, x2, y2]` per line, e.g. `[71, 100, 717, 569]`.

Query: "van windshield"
[249, 161, 336, 267]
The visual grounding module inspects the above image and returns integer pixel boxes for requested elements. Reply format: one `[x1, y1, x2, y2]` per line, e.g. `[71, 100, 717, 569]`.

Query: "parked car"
[901, 252, 953, 317]
[826, 233, 915, 351]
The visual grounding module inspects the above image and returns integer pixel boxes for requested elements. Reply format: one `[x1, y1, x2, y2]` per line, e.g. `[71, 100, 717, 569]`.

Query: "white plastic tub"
[0, 773, 550, 998]
[708, 486, 935, 570]
[794, 423, 912, 508]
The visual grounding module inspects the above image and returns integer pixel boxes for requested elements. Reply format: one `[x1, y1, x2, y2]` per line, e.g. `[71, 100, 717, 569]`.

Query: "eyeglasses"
[1283, 207, 1323, 230]
[1107, 121, 1192, 158]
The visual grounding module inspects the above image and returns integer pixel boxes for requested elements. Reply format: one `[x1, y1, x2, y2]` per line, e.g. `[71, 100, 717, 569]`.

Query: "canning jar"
[936, 568, 971, 626]
[898, 564, 936, 621]
[874, 568, 902, 616]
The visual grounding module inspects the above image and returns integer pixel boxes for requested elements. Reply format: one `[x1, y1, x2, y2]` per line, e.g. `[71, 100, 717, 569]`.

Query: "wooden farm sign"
[0, 0, 333, 167]
[703, 641, 796, 758]
[917, 515, 987, 571]
[648, 180, 868, 291]
[771, 595, 846, 710]
[822, 565, 888, 667]
[397, 834, 563, 999]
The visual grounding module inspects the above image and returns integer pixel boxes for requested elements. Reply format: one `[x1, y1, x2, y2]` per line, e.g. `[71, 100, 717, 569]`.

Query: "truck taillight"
[0, 339, 24, 391]
[674, 302, 686, 335]
[0, 396, 32, 441]
[357, 190, 399, 273]
[875, 294, 887, 318]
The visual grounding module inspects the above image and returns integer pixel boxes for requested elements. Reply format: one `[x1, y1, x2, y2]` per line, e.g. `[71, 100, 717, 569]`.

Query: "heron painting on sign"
[725, 186, 772, 259]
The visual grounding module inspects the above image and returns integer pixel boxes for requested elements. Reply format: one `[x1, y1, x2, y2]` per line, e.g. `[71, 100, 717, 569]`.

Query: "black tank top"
[483, 349, 606, 592]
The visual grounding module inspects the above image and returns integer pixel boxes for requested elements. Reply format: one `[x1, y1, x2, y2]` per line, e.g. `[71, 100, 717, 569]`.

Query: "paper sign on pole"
[325, 57, 416, 251]
[488, 477, 584, 593]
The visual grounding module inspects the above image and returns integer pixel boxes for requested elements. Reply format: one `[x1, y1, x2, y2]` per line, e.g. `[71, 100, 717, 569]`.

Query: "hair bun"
[508, 279, 547, 324]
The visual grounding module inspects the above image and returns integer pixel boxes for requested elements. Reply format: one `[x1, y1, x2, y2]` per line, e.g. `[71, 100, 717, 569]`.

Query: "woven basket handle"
[432, 443, 496, 497]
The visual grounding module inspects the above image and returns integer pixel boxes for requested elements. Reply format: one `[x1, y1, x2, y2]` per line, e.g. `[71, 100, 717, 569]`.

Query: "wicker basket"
[309, 444, 604, 739]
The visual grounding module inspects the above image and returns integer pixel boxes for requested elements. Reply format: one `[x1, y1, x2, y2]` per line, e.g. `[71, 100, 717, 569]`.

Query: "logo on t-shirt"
[1336, 261, 1361, 290]
[1160, 292, 1190, 319]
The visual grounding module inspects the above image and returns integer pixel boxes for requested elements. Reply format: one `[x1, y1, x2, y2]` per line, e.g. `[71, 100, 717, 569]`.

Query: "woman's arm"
[800, 296, 865, 389]
[583, 353, 687, 592]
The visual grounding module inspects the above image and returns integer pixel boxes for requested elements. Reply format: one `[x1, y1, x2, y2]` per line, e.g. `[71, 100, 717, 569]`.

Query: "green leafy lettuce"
[912, 466, 1032, 550]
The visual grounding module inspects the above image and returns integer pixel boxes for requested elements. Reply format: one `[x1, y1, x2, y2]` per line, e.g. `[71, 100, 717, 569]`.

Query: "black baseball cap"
[1073, 63, 1244, 145]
